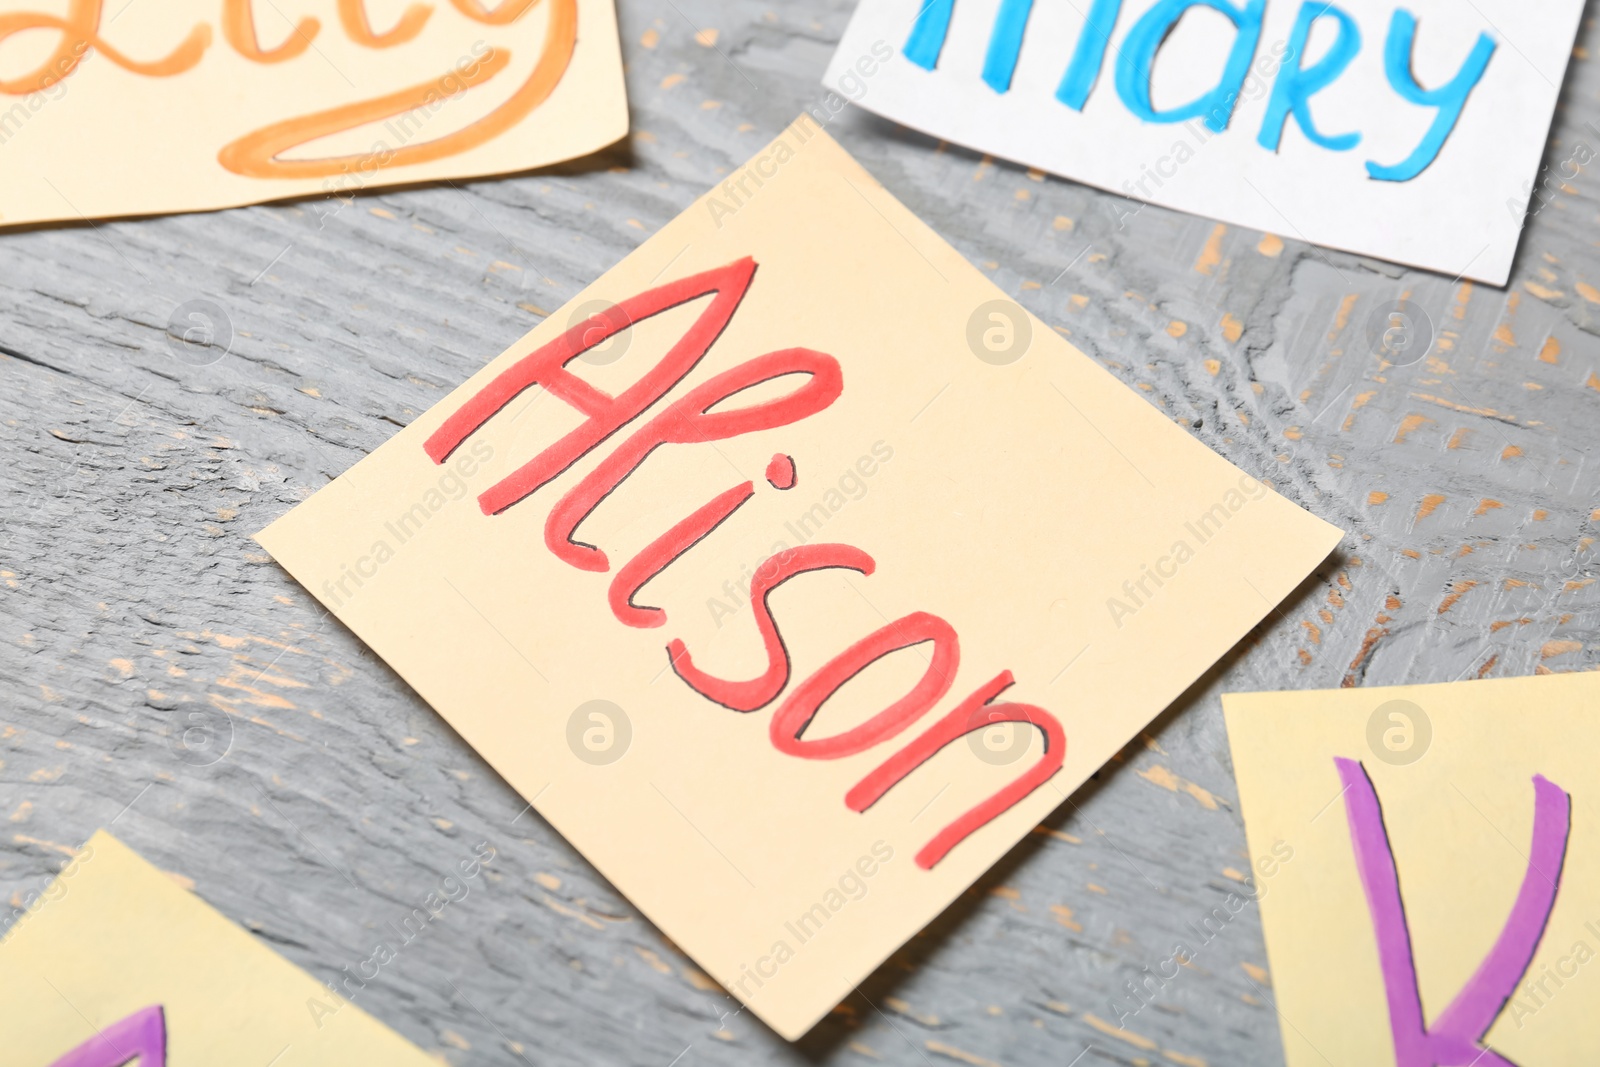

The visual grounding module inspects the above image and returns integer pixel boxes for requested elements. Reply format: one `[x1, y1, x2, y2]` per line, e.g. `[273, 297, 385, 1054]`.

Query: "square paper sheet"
[1225, 672, 1600, 1066]
[0, 0, 627, 227]
[824, 0, 1582, 284]
[258, 119, 1341, 1038]
[1, 831, 437, 1065]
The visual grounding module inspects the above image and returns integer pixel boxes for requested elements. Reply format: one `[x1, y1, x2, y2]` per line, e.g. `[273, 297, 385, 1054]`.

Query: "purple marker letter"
[48, 1004, 165, 1067]
[1335, 757, 1570, 1067]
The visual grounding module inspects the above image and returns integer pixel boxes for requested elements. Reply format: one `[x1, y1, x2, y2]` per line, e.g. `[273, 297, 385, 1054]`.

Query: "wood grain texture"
[3, 3, 1599, 1065]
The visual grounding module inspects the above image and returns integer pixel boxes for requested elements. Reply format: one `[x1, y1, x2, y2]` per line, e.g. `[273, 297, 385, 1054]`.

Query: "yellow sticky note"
[0, 0, 627, 226]
[1225, 672, 1600, 1066]
[1, 830, 438, 1065]
[256, 118, 1342, 1038]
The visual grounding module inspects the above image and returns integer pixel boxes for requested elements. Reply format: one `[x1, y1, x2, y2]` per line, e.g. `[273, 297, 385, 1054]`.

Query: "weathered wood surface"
[4, 3, 1600, 1065]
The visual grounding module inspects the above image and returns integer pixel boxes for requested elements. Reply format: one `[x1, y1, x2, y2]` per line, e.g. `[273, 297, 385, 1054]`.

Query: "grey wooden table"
[4, 3, 1599, 1065]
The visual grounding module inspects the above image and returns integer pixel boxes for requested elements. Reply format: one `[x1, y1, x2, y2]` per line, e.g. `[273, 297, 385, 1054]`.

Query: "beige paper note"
[1, 830, 438, 1065]
[0, 0, 627, 226]
[257, 119, 1342, 1038]
[1225, 672, 1600, 1067]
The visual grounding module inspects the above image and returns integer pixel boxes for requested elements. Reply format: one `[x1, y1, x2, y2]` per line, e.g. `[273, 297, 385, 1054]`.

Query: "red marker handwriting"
[429, 257, 1065, 868]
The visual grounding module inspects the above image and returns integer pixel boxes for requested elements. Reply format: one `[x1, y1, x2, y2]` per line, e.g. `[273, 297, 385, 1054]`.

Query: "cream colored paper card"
[1, 831, 438, 1066]
[256, 119, 1341, 1038]
[0, 0, 627, 227]
[1224, 673, 1600, 1067]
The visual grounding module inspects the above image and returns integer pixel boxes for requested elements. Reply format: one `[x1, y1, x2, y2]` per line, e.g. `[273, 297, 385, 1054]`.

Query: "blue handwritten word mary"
[902, 0, 1496, 181]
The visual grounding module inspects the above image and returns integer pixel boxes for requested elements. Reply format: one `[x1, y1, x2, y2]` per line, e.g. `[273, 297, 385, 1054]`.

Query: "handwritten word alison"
[903, 0, 1497, 181]
[425, 258, 1066, 870]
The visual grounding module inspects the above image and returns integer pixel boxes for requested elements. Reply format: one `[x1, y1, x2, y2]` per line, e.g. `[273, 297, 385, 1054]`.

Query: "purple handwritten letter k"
[1335, 758, 1570, 1067]
[48, 1004, 166, 1067]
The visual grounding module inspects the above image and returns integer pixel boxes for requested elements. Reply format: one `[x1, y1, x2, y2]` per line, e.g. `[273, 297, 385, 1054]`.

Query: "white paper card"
[824, 0, 1582, 283]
